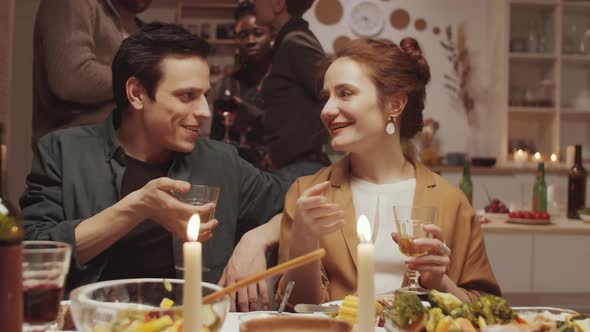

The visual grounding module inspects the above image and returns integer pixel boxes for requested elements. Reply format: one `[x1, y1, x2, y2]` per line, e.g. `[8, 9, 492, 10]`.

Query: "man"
[252, 0, 329, 180]
[33, 0, 152, 143]
[21, 23, 288, 298]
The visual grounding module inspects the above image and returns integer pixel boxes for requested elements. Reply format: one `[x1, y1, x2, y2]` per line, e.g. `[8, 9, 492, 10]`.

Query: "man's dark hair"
[112, 22, 211, 112]
[235, 1, 255, 21]
[286, 0, 314, 17]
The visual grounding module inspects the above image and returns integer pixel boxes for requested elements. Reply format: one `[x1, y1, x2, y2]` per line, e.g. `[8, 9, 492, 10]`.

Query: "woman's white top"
[350, 176, 416, 295]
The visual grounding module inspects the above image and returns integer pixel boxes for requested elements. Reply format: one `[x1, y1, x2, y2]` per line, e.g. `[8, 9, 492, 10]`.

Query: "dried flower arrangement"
[441, 23, 475, 125]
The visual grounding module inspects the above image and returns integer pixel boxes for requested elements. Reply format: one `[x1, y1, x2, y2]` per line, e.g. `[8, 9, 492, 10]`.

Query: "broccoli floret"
[426, 308, 445, 332]
[385, 293, 427, 329]
[428, 290, 464, 315]
[450, 303, 474, 321]
[470, 294, 516, 325]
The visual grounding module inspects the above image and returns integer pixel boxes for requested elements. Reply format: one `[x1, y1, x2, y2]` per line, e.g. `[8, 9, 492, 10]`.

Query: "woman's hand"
[392, 224, 451, 290]
[292, 181, 345, 240]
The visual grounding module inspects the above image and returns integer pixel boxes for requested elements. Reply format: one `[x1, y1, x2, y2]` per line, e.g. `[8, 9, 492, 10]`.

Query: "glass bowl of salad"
[69, 278, 229, 332]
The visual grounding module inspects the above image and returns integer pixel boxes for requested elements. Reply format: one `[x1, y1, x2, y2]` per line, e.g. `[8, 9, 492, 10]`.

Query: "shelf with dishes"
[175, 0, 239, 52]
[504, 0, 590, 164]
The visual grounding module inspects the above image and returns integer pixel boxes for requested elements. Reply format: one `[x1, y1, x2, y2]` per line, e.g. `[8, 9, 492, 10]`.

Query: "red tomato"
[509, 212, 516, 218]
[540, 212, 550, 220]
[524, 211, 535, 219]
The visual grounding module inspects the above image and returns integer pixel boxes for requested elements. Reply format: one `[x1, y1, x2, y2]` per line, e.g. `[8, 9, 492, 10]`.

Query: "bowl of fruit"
[484, 199, 510, 214]
[507, 211, 551, 225]
[69, 278, 229, 332]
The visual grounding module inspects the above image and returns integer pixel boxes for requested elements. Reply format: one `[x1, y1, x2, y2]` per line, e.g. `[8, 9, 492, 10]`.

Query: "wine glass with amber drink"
[393, 206, 436, 295]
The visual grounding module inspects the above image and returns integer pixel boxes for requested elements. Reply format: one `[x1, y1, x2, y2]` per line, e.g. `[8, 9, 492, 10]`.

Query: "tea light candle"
[183, 214, 202, 332]
[514, 149, 528, 163]
[357, 215, 375, 332]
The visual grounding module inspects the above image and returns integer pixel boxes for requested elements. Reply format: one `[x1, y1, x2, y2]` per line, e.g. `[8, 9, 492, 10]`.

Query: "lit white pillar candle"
[183, 214, 202, 332]
[357, 215, 375, 332]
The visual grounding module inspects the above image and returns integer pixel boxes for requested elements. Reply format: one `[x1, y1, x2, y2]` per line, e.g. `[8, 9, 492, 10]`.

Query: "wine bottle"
[567, 145, 587, 219]
[0, 140, 24, 332]
[459, 160, 473, 205]
[532, 162, 547, 212]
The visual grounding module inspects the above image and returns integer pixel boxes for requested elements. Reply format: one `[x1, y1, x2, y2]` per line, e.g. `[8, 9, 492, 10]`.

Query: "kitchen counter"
[481, 216, 590, 235]
[481, 215, 590, 313]
[430, 165, 569, 175]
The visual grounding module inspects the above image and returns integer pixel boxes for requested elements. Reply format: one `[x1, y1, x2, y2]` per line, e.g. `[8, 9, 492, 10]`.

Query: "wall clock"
[349, 0, 385, 37]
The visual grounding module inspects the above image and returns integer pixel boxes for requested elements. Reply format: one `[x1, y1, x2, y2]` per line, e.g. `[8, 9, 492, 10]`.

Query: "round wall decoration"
[315, 0, 343, 25]
[348, 0, 385, 37]
[390, 8, 410, 30]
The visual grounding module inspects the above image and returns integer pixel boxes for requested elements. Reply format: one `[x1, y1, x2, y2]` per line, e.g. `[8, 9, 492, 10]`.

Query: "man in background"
[252, 0, 329, 180]
[32, 0, 152, 143]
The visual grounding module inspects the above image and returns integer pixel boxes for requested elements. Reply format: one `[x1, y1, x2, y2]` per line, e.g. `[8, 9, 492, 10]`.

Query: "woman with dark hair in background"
[210, 1, 274, 167]
[275, 38, 501, 306]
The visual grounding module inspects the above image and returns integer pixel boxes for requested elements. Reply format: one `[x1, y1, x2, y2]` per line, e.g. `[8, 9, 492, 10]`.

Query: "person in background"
[252, 0, 330, 180]
[275, 38, 501, 306]
[22, 23, 289, 299]
[32, 0, 152, 144]
[209, 0, 274, 168]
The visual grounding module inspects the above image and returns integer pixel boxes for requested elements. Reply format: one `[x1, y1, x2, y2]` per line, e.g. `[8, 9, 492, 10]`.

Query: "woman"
[210, 1, 273, 167]
[276, 38, 500, 306]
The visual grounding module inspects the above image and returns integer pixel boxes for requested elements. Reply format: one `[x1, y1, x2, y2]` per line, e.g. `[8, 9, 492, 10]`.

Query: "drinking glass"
[214, 77, 240, 144]
[22, 241, 71, 332]
[176, 185, 220, 273]
[177, 185, 221, 223]
[393, 206, 436, 295]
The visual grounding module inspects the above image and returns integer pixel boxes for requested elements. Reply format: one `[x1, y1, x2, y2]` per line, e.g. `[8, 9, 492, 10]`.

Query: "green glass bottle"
[567, 145, 587, 219]
[459, 160, 473, 205]
[0, 142, 24, 332]
[532, 162, 547, 212]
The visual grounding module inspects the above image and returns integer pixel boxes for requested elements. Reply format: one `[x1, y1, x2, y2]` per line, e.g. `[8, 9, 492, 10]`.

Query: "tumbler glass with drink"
[22, 241, 71, 332]
[175, 184, 220, 272]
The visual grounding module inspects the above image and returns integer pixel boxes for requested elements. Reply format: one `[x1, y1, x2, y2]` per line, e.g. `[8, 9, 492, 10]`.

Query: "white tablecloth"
[52, 312, 387, 331]
[220, 312, 387, 332]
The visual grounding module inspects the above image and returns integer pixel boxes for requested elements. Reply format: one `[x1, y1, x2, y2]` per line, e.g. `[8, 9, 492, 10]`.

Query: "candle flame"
[357, 215, 371, 244]
[534, 152, 541, 160]
[550, 153, 557, 162]
[187, 214, 201, 242]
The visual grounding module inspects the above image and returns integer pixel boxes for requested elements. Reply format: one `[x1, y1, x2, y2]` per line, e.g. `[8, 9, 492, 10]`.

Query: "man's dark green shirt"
[20, 114, 291, 294]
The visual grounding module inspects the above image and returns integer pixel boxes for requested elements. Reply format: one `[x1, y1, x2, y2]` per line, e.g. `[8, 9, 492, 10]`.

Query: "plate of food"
[315, 290, 590, 332]
[316, 294, 399, 331]
[506, 211, 552, 225]
[499, 308, 589, 332]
